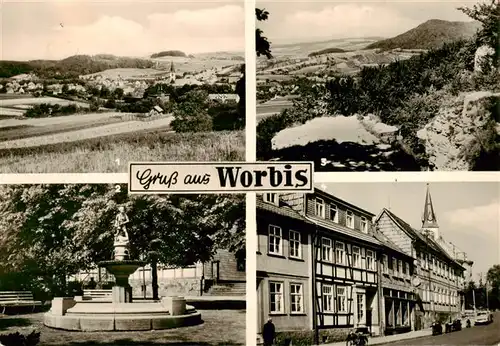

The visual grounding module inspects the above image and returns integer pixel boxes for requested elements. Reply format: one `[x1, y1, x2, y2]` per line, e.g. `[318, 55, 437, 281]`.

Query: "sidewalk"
[324, 329, 432, 346]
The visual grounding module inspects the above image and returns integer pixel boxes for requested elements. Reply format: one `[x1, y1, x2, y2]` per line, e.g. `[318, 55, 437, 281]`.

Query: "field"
[0, 130, 244, 173]
[0, 94, 244, 172]
[152, 56, 242, 74]
[83, 68, 168, 80]
[0, 96, 89, 108]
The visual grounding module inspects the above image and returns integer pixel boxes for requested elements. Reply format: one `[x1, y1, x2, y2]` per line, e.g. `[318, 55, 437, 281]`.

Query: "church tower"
[169, 62, 176, 84]
[421, 183, 439, 240]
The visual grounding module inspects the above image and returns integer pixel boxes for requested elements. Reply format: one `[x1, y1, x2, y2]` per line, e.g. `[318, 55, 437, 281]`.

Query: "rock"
[474, 45, 495, 73]
[376, 144, 391, 150]
[419, 91, 500, 170]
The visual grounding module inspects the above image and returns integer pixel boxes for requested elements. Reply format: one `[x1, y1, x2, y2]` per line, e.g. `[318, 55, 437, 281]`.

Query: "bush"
[0, 331, 40, 346]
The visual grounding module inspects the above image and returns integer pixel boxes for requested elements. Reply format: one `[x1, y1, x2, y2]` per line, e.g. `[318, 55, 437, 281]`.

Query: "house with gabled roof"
[374, 184, 466, 329]
[257, 187, 384, 342]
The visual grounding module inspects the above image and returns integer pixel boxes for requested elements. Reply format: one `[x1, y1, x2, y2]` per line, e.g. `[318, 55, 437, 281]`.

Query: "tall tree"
[0, 185, 245, 297]
[256, 8, 273, 59]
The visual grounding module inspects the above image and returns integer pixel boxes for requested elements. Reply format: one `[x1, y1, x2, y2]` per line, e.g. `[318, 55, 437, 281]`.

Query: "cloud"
[274, 4, 421, 41]
[2, 4, 244, 60]
[443, 201, 500, 239]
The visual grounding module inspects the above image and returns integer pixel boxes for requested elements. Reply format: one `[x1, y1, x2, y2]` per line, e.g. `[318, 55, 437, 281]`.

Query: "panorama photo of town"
[255, 0, 499, 172]
[0, 1, 245, 173]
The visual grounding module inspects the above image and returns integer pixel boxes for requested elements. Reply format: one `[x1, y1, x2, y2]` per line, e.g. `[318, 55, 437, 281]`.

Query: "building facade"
[374, 185, 467, 328]
[256, 189, 384, 337]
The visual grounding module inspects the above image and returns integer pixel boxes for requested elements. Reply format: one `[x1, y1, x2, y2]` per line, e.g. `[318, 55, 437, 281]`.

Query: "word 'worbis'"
[216, 165, 309, 188]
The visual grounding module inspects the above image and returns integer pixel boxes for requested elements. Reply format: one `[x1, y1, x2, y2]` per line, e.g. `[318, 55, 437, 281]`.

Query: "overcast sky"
[317, 182, 499, 281]
[1, 0, 244, 61]
[256, 0, 479, 44]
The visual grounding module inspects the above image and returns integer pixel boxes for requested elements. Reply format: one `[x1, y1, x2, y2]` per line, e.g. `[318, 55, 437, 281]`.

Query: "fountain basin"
[44, 298, 202, 331]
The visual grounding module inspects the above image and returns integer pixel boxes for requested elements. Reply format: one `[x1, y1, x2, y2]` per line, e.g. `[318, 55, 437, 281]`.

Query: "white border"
[315, 172, 500, 183]
[0, 173, 128, 184]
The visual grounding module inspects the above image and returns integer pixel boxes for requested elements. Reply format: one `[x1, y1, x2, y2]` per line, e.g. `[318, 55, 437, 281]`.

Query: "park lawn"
[0, 309, 246, 345]
[0, 130, 245, 173]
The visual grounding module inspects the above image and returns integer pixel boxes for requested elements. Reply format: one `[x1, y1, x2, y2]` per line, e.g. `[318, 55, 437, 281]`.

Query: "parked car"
[475, 311, 493, 325]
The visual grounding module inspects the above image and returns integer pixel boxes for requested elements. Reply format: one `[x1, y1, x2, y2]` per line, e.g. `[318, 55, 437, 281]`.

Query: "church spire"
[170, 61, 175, 72]
[422, 183, 439, 239]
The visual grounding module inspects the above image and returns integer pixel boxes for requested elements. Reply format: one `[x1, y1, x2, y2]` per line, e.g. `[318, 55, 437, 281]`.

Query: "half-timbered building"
[372, 230, 417, 335]
[374, 185, 467, 329]
[256, 188, 384, 337]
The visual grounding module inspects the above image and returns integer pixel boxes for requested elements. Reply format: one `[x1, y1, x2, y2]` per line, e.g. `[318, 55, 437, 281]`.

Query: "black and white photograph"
[256, 0, 499, 171]
[256, 182, 499, 345]
[0, 1, 245, 173]
[0, 184, 245, 345]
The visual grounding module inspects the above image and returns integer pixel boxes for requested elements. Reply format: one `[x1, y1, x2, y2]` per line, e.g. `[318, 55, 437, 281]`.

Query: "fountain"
[44, 207, 202, 331]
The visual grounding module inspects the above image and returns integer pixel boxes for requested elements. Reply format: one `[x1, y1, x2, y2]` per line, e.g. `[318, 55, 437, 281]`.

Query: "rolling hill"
[0, 55, 155, 79]
[366, 19, 481, 50]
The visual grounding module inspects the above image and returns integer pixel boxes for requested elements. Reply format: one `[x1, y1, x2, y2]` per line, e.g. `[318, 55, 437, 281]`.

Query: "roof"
[256, 199, 310, 224]
[314, 187, 376, 218]
[308, 214, 381, 246]
[372, 231, 414, 259]
[153, 105, 163, 112]
[380, 208, 463, 267]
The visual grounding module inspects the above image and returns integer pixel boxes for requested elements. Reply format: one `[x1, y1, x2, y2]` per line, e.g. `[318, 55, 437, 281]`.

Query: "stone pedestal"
[113, 240, 129, 261]
[112, 285, 133, 303]
[51, 297, 76, 316]
[161, 296, 186, 316]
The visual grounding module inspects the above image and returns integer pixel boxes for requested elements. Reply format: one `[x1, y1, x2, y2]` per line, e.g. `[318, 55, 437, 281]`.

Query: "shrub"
[0, 331, 40, 346]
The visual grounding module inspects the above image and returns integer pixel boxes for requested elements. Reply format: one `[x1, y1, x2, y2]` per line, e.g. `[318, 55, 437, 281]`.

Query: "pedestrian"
[263, 318, 276, 346]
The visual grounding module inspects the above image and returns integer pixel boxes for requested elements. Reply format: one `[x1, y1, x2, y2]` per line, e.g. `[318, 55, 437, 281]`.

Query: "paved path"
[324, 329, 432, 346]
[376, 312, 500, 345]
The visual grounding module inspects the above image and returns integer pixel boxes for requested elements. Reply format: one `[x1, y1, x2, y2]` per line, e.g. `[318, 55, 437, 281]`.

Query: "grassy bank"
[0, 130, 244, 173]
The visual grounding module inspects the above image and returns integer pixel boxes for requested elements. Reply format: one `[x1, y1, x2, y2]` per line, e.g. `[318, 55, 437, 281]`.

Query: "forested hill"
[366, 19, 481, 50]
[0, 54, 154, 79]
[150, 50, 187, 58]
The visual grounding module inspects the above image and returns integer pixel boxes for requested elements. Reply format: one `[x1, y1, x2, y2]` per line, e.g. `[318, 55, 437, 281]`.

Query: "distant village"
[0, 61, 242, 110]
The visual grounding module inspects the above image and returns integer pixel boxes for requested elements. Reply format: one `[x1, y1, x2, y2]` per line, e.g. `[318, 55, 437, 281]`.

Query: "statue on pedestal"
[113, 206, 130, 260]
[114, 206, 129, 244]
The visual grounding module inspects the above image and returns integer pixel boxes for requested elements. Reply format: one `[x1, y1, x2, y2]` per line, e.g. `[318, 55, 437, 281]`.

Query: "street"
[379, 312, 500, 346]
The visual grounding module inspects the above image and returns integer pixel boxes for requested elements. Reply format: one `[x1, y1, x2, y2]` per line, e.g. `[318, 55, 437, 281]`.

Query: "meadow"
[0, 130, 244, 173]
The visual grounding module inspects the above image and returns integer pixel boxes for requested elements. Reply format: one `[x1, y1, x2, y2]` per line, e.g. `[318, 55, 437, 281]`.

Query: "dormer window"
[346, 210, 354, 228]
[329, 204, 339, 223]
[264, 193, 278, 205]
[360, 216, 368, 233]
[315, 198, 325, 218]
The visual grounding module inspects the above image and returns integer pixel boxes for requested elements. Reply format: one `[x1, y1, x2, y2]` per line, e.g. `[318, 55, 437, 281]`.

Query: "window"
[322, 238, 332, 262]
[392, 257, 397, 273]
[398, 260, 403, 274]
[352, 246, 361, 268]
[346, 211, 354, 228]
[330, 204, 339, 222]
[337, 286, 347, 312]
[290, 284, 304, 313]
[402, 261, 407, 275]
[322, 285, 334, 312]
[366, 250, 374, 270]
[289, 230, 301, 259]
[268, 225, 282, 255]
[405, 262, 410, 276]
[360, 217, 368, 233]
[264, 193, 278, 205]
[335, 242, 345, 265]
[356, 293, 364, 322]
[419, 253, 424, 268]
[402, 302, 409, 326]
[269, 282, 284, 313]
[382, 254, 389, 274]
[315, 198, 325, 218]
